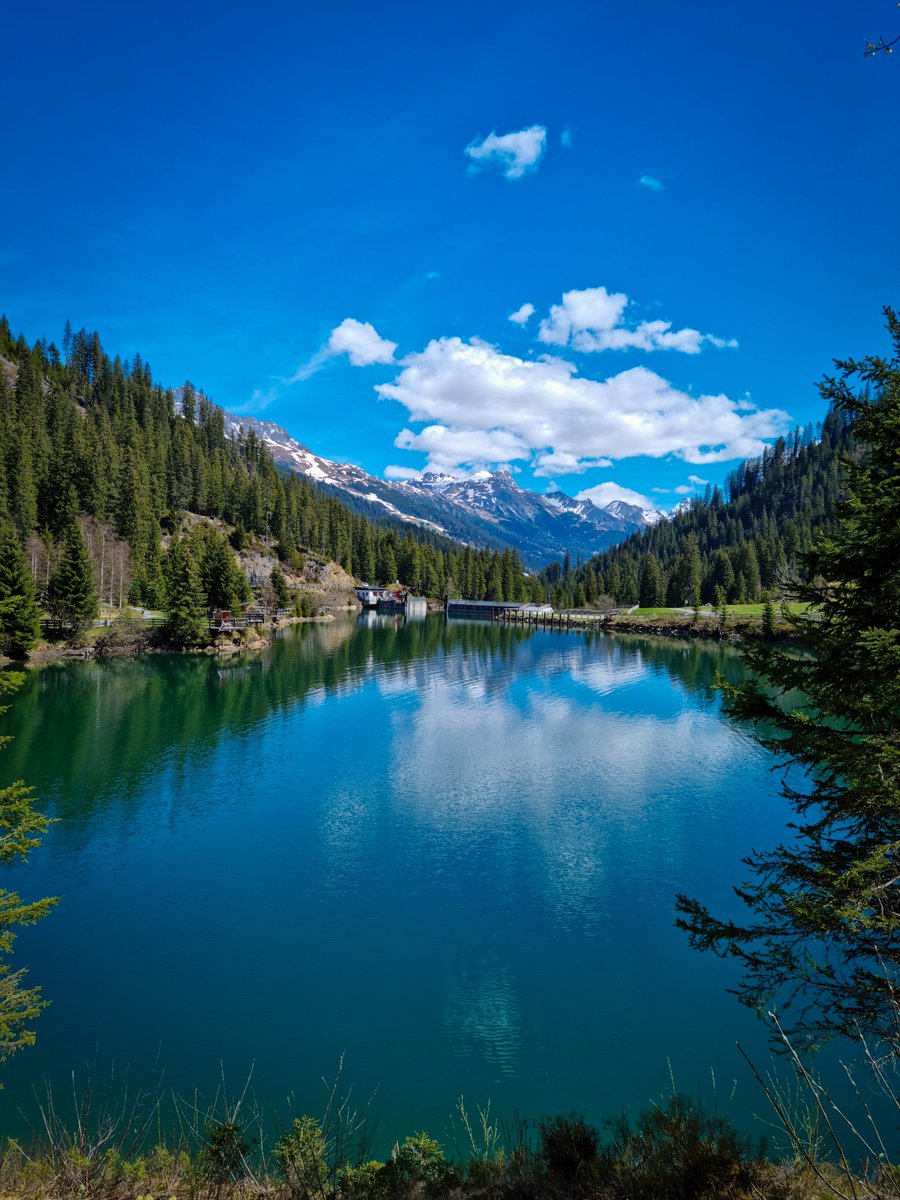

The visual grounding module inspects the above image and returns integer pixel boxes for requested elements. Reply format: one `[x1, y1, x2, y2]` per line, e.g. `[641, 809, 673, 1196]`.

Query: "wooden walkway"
[40, 609, 292, 638]
[496, 609, 610, 633]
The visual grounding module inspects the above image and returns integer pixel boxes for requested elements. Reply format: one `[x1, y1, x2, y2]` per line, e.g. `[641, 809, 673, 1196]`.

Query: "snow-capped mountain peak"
[174, 388, 668, 565]
[603, 498, 668, 526]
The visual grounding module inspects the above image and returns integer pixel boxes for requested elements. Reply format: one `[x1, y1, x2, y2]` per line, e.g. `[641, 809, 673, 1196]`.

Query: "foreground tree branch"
[677, 308, 900, 1054]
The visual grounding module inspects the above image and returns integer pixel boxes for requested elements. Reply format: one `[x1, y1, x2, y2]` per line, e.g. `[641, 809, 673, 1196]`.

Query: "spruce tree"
[163, 536, 207, 647]
[0, 523, 41, 656]
[0, 672, 57, 1064]
[684, 533, 702, 609]
[639, 554, 662, 608]
[270, 563, 290, 609]
[760, 590, 777, 638]
[377, 543, 397, 586]
[200, 530, 248, 611]
[677, 311, 900, 1052]
[47, 523, 97, 634]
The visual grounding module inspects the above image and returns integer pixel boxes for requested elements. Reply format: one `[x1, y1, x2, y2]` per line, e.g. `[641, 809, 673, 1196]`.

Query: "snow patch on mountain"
[173, 386, 670, 565]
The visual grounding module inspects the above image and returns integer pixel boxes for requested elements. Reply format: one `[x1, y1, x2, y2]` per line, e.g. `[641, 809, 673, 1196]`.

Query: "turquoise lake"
[0, 617, 821, 1146]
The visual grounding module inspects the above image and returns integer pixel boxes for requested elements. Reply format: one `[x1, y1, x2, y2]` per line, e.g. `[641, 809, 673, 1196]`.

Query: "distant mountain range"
[214, 406, 666, 567]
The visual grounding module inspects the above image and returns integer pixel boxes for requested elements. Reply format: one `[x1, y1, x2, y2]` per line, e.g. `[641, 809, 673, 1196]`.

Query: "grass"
[0, 1088, 888, 1200]
[623, 603, 811, 620]
[626, 607, 693, 617]
[1, 1030, 896, 1200]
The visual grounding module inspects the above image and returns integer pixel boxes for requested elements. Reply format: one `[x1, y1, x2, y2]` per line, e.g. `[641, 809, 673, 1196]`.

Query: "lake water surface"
[1, 617, 802, 1146]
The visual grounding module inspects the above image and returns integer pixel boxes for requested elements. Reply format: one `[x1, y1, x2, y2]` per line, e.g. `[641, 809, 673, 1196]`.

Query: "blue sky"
[2, 0, 898, 511]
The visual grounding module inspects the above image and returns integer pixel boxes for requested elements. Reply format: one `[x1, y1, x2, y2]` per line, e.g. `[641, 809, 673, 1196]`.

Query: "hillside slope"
[208, 406, 664, 567]
[538, 409, 853, 608]
[0, 318, 539, 606]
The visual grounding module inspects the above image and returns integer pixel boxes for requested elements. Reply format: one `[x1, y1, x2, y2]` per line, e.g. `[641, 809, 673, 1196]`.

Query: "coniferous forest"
[0, 316, 538, 652]
[538, 408, 853, 610]
[0, 313, 863, 658]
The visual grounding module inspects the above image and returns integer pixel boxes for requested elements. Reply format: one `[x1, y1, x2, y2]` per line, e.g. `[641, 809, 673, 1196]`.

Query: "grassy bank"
[0, 1084, 893, 1200]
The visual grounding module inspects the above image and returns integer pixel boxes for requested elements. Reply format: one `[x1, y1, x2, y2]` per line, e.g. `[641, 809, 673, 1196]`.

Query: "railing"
[40, 609, 294, 637]
[496, 609, 612, 632]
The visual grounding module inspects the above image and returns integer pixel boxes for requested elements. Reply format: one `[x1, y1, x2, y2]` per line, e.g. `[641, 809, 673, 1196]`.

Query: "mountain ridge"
[213, 403, 667, 567]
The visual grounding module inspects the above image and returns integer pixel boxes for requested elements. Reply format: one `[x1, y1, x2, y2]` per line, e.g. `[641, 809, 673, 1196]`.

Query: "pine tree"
[163, 536, 207, 647]
[0, 523, 41, 656]
[199, 530, 248, 611]
[677, 311, 900, 1052]
[270, 563, 290, 609]
[639, 554, 662, 608]
[47, 523, 97, 634]
[713, 584, 728, 627]
[760, 590, 777, 638]
[377, 543, 397, 586]
[0, 672, 58, 1065]
[684, 533, 702, 609]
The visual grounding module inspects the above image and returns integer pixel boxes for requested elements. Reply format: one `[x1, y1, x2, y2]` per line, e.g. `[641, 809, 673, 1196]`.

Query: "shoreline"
[4, 612, 348, 670]
[2, 608, 797, 671]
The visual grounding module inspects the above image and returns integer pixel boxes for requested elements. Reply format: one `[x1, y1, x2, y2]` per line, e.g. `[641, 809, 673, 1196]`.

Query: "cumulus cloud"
[575, 482, 655, 510]
[376, 337, 789, 477]
[687, 474, 709, 486]
[674, 485, 694, 495]
[533, 451, 613, 477]
[537, 285, 737, 355]
[638, 174, 664, 192]
[327, 318, 397, 366]
[465, 125, 547, 179]
[384, 464, 427, 481]
[508, 302, 535, 326]
[394, 423, 530, 473]
[539, 287, 629, 346]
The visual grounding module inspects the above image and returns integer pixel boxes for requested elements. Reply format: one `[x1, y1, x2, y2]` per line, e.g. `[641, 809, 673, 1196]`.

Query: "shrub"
[198, 1119, 249, 1196]
[608, 1093, 763, 1200]
[339, 1159, 386, 1200]
[538, 1113, 602, 1181]
[383, 1132, 453, 1196]
[274, 1115, 330, 1199]
[295, 591, 326, 618]
[94, 614, 153, 654]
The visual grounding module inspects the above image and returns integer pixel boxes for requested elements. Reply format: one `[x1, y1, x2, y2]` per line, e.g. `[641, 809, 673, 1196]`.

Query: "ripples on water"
[0, 618, 810, 1144]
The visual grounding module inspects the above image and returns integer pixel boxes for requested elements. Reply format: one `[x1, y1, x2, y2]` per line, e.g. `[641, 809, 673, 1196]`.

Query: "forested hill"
[0, 316, 539, 608]
[538, 408, 853, 610]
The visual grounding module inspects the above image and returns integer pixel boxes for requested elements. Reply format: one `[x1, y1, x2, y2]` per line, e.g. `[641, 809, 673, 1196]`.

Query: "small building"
[356, 585, 394, 608]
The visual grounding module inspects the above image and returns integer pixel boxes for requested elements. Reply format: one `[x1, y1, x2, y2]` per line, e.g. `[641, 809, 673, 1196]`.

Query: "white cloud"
[533, 451, 613, 477]
[245, 317, 397, 411]
[561, 127, 572, 148]
[394, 423, 530, 472]
[687, 474, 709, 485]
[508, 302, 535, 326]
[465, 125, 547, 179]
[674, 485, 694, 495]
[575, 481, 654, 510]
[327, 318, 397, 366]
[384, 464, 425, 481]
[376, 337, 789, 476]
[652, 487, 671, 494]
[537, 285, 737, 355]
[539, 286, 628, 346]
[638, 175, 664, 192]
